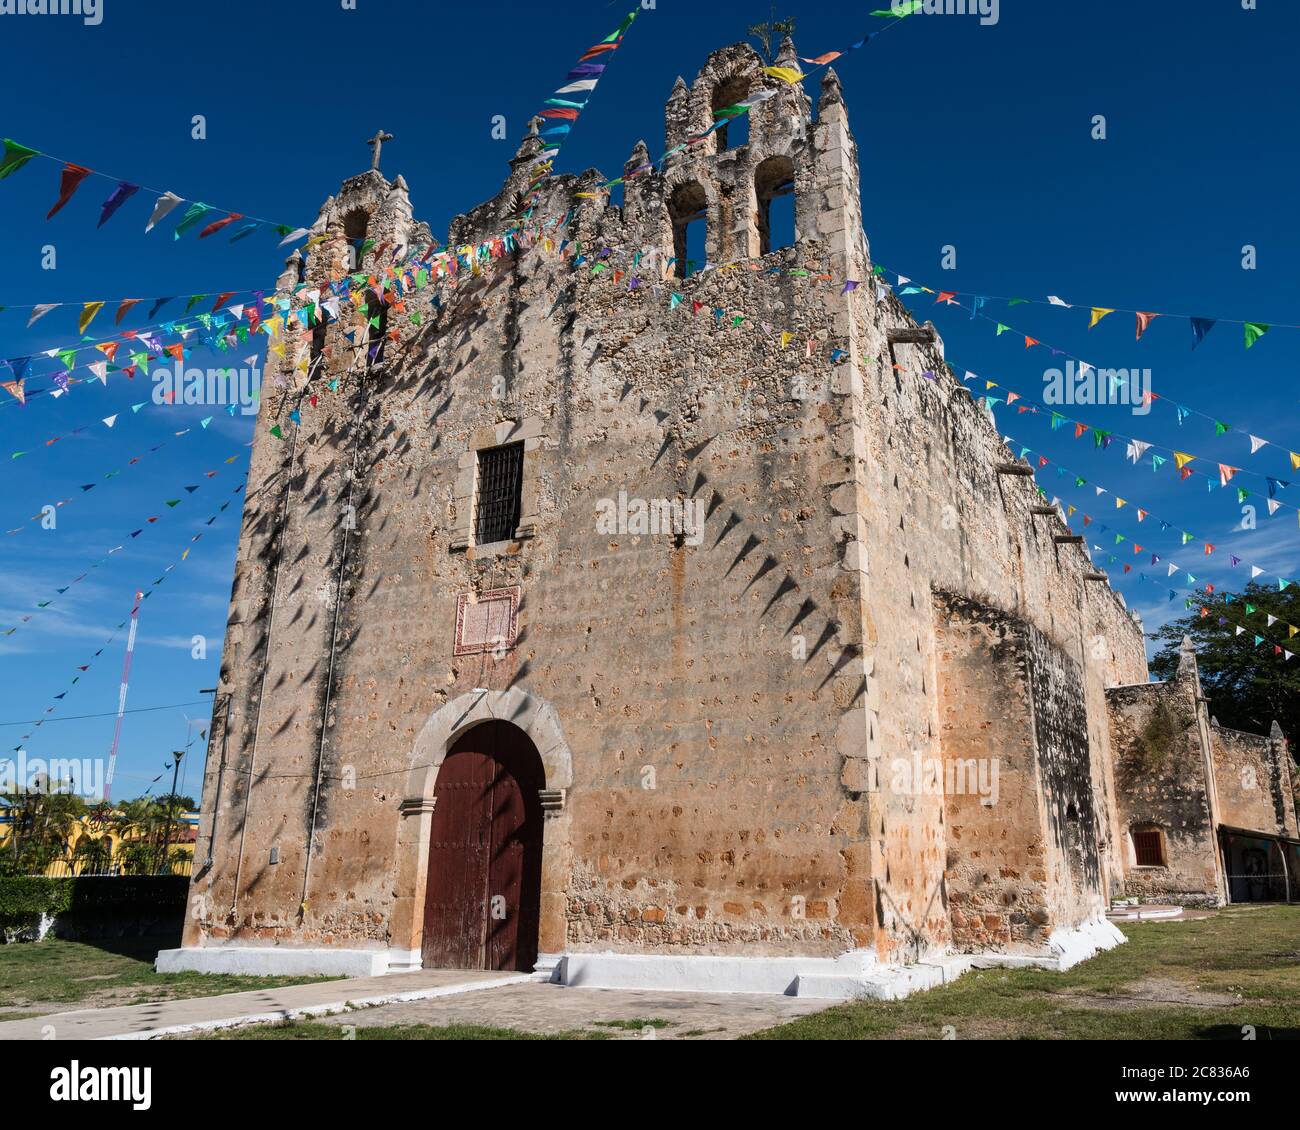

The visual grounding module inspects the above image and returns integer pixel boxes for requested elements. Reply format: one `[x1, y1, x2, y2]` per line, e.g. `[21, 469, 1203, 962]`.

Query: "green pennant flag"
[0, 139, 38, 180]
[269, 425, 283, 439]
[1244, 322, 1269, 349]
[1214, 421, 1231, 435]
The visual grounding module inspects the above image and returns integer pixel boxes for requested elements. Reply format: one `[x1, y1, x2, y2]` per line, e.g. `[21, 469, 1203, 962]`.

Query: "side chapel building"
[162, 41, 1299, 997]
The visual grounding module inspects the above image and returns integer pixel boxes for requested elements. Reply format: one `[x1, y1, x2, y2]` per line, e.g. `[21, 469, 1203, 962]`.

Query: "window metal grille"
[1132, 829, 1164, 867]
[474, 443, 524, 545]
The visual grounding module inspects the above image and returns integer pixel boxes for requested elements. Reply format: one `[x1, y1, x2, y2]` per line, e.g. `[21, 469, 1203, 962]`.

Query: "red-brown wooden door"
[422, 721, 543, 971]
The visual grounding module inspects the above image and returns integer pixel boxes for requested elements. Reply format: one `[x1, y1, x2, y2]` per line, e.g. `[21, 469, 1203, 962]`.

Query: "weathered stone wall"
[1211, 724, 1298, 839]
[183, 40, 1149, 966]
[934, 595, 1051, 952]
[1106, 656, 1223, 904]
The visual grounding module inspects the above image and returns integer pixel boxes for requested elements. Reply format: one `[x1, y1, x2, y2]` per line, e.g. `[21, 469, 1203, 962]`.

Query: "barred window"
[473, 443, 524, 545]
[1132, 828, 1165, 867]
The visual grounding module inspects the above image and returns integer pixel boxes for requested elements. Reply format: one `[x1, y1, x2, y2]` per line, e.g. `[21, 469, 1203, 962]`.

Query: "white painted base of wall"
[156, 915, 1127, 995]
[1045, 913, 1127, 970]
[155, 945, 391, 978]
[551, 918, 1127, 1001]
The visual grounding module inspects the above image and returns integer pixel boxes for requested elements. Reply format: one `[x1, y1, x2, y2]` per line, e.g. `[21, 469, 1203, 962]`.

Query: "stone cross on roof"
[367, 130, 394, 172]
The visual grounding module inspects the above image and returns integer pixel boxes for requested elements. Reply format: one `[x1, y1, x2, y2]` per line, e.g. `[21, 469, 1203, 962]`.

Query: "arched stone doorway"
[391, 689, 574, 974]
[422, 721, 544, 971]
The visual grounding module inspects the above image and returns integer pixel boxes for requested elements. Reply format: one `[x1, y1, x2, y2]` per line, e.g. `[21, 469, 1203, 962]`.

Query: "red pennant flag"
[164, 344, 184, 362]
[211, 292, 236, 312]
[115, 299, 142, 326]
[935, 291, 957, 304]
[1025, 336, 1040, 349]
[46, 163, 93, 220]
[199, 213, 243, 240]
[1074, 423, 1088, 439]
[1135, 311, 1160, 340]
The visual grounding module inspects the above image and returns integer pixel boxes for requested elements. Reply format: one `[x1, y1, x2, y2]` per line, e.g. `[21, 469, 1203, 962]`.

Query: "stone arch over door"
[391, 688, 574, 970]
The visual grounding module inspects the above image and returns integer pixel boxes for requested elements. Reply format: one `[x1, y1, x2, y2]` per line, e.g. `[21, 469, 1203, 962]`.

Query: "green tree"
[1149, 582, 1300, 756]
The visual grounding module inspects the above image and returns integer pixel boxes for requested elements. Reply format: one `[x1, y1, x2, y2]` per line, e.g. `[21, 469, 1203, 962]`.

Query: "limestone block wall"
[1210, 724, 1298, 839]
[1106, 672, 1223, 904]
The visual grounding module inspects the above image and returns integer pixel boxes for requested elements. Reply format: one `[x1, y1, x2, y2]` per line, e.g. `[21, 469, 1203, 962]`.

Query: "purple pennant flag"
[97, 181, 140, 228]
[1230, 555, 1241, 567]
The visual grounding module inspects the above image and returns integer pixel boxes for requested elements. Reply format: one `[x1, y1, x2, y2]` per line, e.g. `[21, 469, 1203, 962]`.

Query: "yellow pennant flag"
[1292, 452, 1300, 471]
[1116, 498, 1127, 509]
[1174, 452, 1195, 470]
[79, 301, 106, 334]
[763, 65, 805, 84]
[1089, 307, 1115, 329]
[780, 331, 793, 350]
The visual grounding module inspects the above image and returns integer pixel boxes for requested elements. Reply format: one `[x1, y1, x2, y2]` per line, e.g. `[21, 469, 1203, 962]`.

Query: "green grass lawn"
[0, 936, 328, 1014]
[748, 904, 1300, 1040]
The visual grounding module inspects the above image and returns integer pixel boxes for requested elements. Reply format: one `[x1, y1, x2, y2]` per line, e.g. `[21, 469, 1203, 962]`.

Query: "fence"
[3, 856, 192, 879]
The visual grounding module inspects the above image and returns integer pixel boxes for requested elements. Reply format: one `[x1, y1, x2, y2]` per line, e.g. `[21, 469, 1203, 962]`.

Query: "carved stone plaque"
[453, 586, 520, 656]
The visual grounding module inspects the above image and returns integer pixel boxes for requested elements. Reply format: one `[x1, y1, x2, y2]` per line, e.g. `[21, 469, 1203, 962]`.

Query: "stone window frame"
[450, 417, 544, 555]
[1130, 824, 1167, 869]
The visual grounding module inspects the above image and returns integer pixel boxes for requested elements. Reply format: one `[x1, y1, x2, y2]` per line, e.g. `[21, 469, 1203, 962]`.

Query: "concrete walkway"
[279, 980, 832, 1040]
[0, 968, 525, 1041]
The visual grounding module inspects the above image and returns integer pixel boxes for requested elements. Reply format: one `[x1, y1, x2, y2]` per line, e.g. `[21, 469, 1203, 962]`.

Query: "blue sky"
[0, 0, 1296, 800]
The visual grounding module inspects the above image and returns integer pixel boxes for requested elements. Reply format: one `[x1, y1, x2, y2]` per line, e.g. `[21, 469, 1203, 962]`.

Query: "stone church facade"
[160, 41, 1295, 996]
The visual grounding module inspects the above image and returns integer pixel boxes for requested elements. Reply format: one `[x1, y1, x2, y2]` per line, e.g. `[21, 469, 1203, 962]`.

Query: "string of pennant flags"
[889, 278, 1300, 340]
[878, 266, 1300, 474]
[0, 138, 301, 244]
[3, 420, 230, 531]
[4, 385, 244, 466]
[1, 209, 596, 413]
[1006, 439, 1299, 659]
[0, 450, 247, 637]
[990, 418, 1296, 597]
[950, 361, 1300, 518]
[10, 480, 246, 752]
[526, 8, 640, 176]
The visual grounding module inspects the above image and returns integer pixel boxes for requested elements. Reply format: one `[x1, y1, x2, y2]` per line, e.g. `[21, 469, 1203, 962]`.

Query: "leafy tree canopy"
[1149, 582, 1300, 760]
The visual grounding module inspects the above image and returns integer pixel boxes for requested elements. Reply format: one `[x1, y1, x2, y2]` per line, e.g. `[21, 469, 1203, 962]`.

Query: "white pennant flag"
[1267, 499, 1281, 515]
[1127, 439, 1151, 464]
[1235, 626, 1245, 636]
[1267, 614, 1278, 627]
[27, 304, 60, 328]
[277, 226, 310, 248]
[1252, 566, 1264, 578]
[89, 362, 107, 385]
[145, 192, 184, 233]
[1047, 295, 1072, 307]
[1168, 564, 1178, 577]
[102, 414, 117, 428]
[1249, 435, 1267, 454]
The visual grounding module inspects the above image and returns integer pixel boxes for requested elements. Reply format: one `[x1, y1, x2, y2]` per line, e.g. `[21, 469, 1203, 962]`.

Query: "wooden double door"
[421, 721, 543, 971]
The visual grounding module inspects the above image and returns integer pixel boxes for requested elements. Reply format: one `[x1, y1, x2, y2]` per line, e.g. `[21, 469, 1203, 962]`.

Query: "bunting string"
[0, 451, 247, 637]
[9, 479, 247, 751]
[949, 360, 1300, 514]
[879, 267, 1300, 473]
[3, 419, 228, 530]
[0, 137, 299, 244]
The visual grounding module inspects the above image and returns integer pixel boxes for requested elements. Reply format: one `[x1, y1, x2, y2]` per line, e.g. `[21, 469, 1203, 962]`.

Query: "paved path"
[0, 968, 522, 1041]
[278, 981, 830, 1040]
